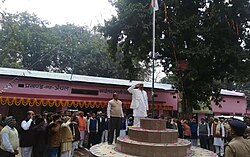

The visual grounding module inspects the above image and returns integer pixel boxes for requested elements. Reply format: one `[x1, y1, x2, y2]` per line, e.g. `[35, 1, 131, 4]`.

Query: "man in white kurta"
[128, 83, 148, 127]
[211, 118, 225, 157]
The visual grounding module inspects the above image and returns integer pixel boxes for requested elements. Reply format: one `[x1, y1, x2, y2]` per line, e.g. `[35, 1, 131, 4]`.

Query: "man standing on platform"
[107, 93, 124, 145]
[128, 83, 148, 127]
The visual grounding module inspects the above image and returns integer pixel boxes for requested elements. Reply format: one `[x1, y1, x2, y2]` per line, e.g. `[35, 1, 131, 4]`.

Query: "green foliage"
[100, 0, 153, 80]
[0, 12, 125, 78]
[101, 0, 250, 113]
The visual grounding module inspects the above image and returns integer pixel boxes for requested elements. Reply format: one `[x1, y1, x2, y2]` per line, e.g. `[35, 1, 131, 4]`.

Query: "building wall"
[0, 76, 248, 117]
[212, 95, 247, 115]
[0, 76, 178, 116]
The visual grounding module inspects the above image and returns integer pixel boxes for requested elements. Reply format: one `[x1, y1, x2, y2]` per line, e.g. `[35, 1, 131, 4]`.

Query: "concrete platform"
[90, 143, 218, 157]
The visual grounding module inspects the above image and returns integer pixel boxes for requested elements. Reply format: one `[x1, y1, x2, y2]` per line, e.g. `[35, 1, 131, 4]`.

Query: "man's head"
[201, 118, 205, 123]
[228, 120, 247, 137]
[138, 83, 144, 90]
[52, 114, 61, 122]
[78, 111, 84, 117]
[113, 93, 118, 100]
[27, 111, 35, 119]
[5, 116, 16, 128]
[214, 117, 219, 123]
[35, 117, 45, 126]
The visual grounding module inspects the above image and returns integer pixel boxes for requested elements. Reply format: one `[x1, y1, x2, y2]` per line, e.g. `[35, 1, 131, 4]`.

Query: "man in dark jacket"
[70, 116, 80, 156]
[33, 117, 47, 157]
[96, 111, 105, 144]
[20, 111, 35, 157]
[197, 118, 210, 149]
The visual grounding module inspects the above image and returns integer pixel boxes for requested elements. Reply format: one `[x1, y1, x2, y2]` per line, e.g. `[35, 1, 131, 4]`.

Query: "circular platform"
[129, 127, 178, 143]
[117, 136, 190, 157]
[90, 143, 218, 157]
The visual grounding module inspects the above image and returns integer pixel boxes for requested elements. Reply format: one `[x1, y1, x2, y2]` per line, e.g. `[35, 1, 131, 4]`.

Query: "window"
[18, 84, 24, 88]
[71, 88, 98, 95]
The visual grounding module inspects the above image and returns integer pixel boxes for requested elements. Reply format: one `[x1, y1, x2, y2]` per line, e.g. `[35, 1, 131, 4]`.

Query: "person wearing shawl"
[225, 120, 250, 157]
[211, 118, 225, 157]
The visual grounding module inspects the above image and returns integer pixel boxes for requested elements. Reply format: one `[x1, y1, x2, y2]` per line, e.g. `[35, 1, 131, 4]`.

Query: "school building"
[0, 67, 248, 122]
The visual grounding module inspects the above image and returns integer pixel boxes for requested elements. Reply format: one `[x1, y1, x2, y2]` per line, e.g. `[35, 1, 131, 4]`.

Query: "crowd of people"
[162, 115, 250, 157]
[0, 110, 250, 157]
[0, 109, 128, 157]
[0, 82, 249, 157]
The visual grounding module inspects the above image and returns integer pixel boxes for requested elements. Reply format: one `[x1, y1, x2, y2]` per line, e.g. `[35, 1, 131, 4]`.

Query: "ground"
[16, 148, 93, 157]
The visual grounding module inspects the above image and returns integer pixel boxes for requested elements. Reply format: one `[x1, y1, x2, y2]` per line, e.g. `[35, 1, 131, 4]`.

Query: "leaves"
[0, 12, 125, 78]
[101, 0, 250, 113]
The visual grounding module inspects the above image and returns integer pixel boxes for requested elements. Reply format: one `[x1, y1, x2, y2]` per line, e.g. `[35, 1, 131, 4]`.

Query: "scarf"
[214, 121, 221, 135]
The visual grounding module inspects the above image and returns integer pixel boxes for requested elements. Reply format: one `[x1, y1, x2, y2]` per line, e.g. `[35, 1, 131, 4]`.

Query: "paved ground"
[16, 148, 93, 157]
[74, 148, 93, 157]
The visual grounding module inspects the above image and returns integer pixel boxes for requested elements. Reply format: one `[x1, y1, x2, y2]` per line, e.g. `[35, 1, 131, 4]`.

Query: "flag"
[150, 0, 159, 11]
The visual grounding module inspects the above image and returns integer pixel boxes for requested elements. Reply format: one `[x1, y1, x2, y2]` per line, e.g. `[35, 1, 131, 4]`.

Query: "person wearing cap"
[225, 120, 250, 157]
[0, 116, 19, 157]
[128, 83, 148, 127]
[211, 118, 225, 157]
[107, 93, 124, 145]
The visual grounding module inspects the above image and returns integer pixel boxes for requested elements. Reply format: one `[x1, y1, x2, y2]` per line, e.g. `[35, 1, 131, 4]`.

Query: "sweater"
[107, 99, 124, 118]
[0, 126, 19, 152]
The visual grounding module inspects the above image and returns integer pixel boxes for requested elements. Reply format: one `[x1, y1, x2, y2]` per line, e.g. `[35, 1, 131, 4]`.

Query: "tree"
[0, 12, 53, 70]
[101, 0, 250, 114]
[0, 12, 125, 78]
[100, 0, 153, 80]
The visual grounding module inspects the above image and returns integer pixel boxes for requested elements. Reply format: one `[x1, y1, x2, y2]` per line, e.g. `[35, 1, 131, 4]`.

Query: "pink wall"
[212, 95, 247, 114]
[163, 92, 178, 111]
[0, 76, 178, 110]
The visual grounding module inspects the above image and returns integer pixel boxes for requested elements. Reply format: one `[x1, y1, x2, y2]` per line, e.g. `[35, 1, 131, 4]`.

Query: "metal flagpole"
[151, 6, 156, 118]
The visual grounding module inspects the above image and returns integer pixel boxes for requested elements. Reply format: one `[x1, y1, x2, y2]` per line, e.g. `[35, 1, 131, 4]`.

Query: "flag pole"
[151, 6, 156, 118]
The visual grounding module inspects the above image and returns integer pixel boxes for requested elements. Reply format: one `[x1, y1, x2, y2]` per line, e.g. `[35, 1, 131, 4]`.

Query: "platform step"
[128, 127, 178, 143]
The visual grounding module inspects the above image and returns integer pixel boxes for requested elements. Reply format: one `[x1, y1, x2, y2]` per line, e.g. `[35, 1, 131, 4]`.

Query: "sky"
[1, 0, 166, 81]
[1, 0, 116, 27]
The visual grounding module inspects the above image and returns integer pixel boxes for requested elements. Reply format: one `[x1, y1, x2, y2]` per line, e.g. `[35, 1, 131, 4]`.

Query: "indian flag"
[149, 0, 159, 11]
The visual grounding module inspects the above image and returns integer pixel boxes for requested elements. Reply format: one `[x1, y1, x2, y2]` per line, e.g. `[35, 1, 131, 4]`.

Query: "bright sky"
[2, 0, 116, 27]
[1, 0, 166, 81]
